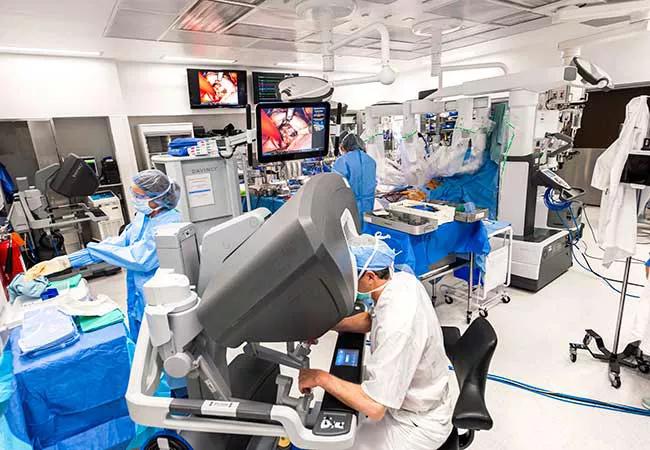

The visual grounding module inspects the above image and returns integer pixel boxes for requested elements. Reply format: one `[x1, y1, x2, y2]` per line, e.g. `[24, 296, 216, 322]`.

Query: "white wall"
[0, 54, 125, 119]
[117, 62, 246, 117]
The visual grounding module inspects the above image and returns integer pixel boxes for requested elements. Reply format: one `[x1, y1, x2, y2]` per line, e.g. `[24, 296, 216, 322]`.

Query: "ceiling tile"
[385, 25, 426, 43]
[367, 40, 419, 51]
[442, 36, 488, 51]
[492, 11, 545, 26]
[427, 0, 519, 24]
[246, 40, 300, 51]
[105, 9, 177, 40]
[389, 50, 424, 61]
[226, 23, 297, 41]
[178, 0, 253, 33]
[160, 29, 259, 47]
[117, 0, 192, 15]
[442, 24, 501, 43]
[335, 47, 381, 58]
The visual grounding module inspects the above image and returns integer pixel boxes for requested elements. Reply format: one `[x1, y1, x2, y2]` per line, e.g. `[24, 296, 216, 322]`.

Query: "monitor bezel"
[256, 101, 331, 164]
[187, 68, 248, 109]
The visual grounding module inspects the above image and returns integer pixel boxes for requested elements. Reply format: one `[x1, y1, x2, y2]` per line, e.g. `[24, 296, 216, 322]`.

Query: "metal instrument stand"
[569, 190, 650, 388]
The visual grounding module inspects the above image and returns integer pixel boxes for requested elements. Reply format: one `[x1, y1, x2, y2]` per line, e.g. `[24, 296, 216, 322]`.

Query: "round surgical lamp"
[279, 76, 335, 102]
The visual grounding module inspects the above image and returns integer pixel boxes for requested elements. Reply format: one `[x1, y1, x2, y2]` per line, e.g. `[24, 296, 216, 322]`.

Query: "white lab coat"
[355, 272, 453, 450]
[591, 96, 650, 267]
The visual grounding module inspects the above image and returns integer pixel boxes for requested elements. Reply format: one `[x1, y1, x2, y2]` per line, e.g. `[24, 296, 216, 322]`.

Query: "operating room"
[2, 1, 650, 449]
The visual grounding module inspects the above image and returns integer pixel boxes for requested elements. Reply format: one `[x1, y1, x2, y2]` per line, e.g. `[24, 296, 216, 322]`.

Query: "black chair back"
[444, 318, 497, 432]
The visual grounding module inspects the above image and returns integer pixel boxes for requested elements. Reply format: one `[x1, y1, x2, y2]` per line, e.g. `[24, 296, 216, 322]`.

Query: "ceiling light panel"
[105, 8, 178, 40]
[178, 0, 253, 33]
[226, 23, 297, 41]
[361, 0, 398, 3]
[492, 11, 544, 26]
[427, 0, 520, 24]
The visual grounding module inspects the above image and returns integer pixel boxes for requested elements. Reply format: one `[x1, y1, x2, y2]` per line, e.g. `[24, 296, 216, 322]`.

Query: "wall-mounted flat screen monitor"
[256, 102, 330, 164]
[187, 69, 248, 108]
[252, 72, 298, 103]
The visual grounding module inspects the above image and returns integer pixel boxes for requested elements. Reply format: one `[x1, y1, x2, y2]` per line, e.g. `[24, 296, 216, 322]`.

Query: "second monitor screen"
[257, 102, 330, 163]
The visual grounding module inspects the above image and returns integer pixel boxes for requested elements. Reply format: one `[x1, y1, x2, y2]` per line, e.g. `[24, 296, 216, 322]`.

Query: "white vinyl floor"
[92, 207, 650, 449]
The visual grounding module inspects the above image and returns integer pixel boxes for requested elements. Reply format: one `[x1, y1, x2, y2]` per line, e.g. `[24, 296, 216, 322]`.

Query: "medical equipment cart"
[439, 223, 513, 322]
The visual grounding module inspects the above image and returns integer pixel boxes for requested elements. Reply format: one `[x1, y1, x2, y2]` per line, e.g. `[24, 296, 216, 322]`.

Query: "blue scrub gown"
[333, 149, 377, 223]
[69, 209, 182, 340]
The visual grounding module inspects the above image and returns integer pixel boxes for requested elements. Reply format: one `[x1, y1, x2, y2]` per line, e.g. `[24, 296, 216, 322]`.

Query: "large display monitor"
[252, 72, 298, 103]
[256, 102, 330, 164]
[187, 69, 248, 109]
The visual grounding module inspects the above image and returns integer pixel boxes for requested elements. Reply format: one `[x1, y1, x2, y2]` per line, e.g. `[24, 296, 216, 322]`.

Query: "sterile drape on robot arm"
[198, 173, 361, 348]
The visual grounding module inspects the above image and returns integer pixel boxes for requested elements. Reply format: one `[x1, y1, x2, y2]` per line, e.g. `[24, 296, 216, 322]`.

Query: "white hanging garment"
[591, 96, 650, 267]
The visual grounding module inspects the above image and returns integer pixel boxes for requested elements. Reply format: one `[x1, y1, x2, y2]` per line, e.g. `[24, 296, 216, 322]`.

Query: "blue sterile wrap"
[9, 323, 134, 449]
[0, 347, 32, 449]
[362, 221, 491, 277]
[426, 160, 499, 219]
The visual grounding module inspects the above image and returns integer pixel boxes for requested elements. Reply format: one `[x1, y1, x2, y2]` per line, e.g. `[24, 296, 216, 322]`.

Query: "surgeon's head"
[340, 131, 365, 154]
[350, 233, 397, 301]
[131, 169, 180, 216]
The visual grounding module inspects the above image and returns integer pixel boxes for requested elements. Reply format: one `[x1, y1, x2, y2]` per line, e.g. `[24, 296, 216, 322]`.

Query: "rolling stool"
[438, 318, 497, 450]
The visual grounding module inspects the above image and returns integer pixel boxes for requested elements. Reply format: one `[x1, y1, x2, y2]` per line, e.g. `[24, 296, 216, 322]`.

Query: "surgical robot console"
[127, 173, 366, 449]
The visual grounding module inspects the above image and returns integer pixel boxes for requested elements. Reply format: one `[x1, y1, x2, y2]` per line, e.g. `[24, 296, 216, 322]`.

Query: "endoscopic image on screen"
[198, 71, 239, 105]
[260, 107, 324, 155]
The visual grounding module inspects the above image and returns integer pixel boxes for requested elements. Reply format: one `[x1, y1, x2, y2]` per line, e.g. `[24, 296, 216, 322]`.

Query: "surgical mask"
[131, 182, 171, 215]
[133, 198, 157, 215]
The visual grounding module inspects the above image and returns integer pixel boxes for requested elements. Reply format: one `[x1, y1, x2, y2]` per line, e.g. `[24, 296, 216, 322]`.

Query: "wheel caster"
[502, 295, 511, 304]
[583, 335, 592, 347]
[444, 295, 453, 305]
[569, 352, 577, 363]
[638, 364, 650, 374]
[466, 313, 472, 324]
[609, 372, 621, 389]
[479, 309, 488, 318]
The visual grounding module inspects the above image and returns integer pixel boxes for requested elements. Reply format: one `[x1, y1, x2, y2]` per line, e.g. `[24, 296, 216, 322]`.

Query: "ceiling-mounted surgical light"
[0, 47, 103, 58]
[161, 56, 237, 64]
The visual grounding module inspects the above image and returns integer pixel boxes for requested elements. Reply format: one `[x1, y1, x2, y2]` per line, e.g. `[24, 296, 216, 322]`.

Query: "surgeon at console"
[298, 234, 453, 450]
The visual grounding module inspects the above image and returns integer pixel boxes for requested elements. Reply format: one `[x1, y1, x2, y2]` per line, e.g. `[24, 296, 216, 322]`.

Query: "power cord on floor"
[486, 372, 650, 417]
[545, 191, 643, 298]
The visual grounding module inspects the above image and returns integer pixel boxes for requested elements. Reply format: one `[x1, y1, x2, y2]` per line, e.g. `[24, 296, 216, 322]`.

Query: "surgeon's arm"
[333, 312, 371, 334]
[298, 369, 386, 421]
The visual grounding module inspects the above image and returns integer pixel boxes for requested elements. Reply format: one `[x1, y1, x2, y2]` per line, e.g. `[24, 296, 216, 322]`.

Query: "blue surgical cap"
[340, 131, 365, 152]
[350, 234, 397, 272]
[132, 169, 181, 210]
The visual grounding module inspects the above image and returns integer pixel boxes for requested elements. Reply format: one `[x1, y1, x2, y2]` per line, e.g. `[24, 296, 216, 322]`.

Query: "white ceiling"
[0, 0, 619, 73]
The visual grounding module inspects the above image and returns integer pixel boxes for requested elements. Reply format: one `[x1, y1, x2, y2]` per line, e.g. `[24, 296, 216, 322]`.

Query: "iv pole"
[569, 185, 650, 388]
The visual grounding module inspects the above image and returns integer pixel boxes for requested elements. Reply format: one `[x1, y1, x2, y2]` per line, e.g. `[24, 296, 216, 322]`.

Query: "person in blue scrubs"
[333, 131, 377, 223]
[26, 170, 182, 340]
